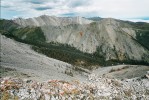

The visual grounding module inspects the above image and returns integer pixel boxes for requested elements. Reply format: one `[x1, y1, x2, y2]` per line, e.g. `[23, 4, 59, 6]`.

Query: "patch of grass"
[136, 30, 149, 49]
[0, 19, 46, 43]
[12, 27, 46, 42]
[123, 20, 149, 50]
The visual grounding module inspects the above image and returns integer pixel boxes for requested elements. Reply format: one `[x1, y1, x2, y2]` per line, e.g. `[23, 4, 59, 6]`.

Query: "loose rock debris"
[0, 73, 149, 100]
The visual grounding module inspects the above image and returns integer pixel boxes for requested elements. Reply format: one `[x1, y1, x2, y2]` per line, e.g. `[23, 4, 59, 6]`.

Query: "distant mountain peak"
[13, 15, 93, 27]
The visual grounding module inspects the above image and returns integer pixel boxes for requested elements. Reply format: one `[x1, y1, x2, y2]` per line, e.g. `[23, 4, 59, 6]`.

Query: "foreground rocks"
[0, 73, 149, 100]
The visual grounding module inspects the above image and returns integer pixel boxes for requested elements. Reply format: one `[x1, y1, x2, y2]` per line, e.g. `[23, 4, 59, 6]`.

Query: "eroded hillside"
[0, 16, 149, 67]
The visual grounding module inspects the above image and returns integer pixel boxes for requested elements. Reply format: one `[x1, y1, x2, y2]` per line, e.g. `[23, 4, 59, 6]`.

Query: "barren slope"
[0, 34, 87, 82]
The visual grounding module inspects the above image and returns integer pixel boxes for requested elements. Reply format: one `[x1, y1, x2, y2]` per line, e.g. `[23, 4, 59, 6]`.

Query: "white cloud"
[1, 0, 149, 22]
[122, 18, 149, 23]
[70, 0, 149, 18]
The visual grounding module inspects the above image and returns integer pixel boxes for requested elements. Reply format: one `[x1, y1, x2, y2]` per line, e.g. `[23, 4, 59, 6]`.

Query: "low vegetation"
[124, 21, 149, 50]
[136, 30, 149, 50]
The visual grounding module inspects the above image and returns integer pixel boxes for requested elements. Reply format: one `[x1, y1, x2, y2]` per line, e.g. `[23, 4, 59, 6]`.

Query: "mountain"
[13, 15, 92, 27]
[0, 15, 149, 67]
[38, 18, 149, 62]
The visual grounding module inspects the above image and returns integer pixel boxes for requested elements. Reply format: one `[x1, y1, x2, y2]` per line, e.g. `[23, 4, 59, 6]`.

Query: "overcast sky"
[1, 0, 149, 22]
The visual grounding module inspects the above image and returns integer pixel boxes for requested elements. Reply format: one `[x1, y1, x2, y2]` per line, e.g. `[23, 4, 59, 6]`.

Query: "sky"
[1, 0, 149, 22]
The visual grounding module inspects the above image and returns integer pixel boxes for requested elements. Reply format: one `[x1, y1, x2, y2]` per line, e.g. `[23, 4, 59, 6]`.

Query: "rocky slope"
[0, 34, 87, 82]
[11, 16, 149, 63]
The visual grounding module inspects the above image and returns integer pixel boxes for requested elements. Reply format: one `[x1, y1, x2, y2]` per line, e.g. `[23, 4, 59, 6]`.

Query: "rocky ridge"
[13, 15, 92, 27]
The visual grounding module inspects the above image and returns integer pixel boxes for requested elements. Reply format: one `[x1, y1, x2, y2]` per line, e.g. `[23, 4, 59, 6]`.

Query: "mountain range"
[0, 15, 149, 68]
